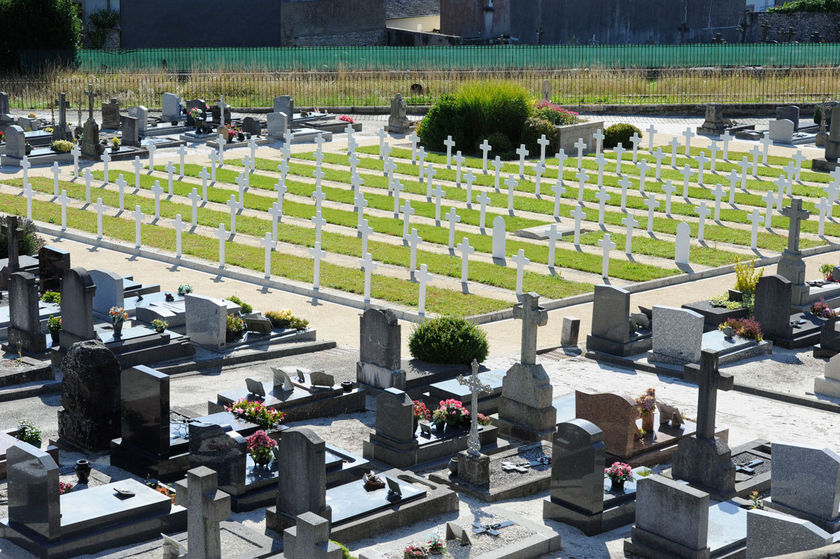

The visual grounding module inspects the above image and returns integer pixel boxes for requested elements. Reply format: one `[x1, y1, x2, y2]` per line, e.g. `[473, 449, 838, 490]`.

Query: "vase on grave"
[448, 457, 459, 475]
[113, 322, 122, 340]
[50, 331, 60, 346]
[610, 478, 625, 493]
[75, 459, 91, 484]
[641, 412, 654, 434]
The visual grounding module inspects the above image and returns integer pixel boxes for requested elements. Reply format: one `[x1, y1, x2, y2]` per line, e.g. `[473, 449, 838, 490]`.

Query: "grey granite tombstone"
[274, 96, 293, 125]
[7, 271, 47, 354]
[59, 267, 98, 349]
[267, 427, 331, 533]
[376, 388, 415, 443]
[121, 115, 139, 147]
[625, 475, 710, 558]
[101, 98, 120, 129]
[777, 105, 800, 131]
[754, 275, 793, 342]
[38, 245, 70, 293]
[814, 108, 840, 171]
[561, 316, 580, 347]
[242, 117, 261, 137]
[356, 308, 405, 388]
[162, 93, 182, 122]
[543, 419, 606, 531]
[7, 442, 60, 541]
[52, 92, 71, 142]
[284, 513, 342, 559]
[648, 306, 704, 365]
[586, 285, 651, 356]
[121, 365, 170, 456]
[127, 105, 148, 135]
[769, 119, 794, 143]
[771, 442, 840, 532]
[90, 269, 124, 316]
[746, 509, 831, 559]
[697, 104, 731, 135]
[189, 422, 247, 488]
[385, 93, 410, 133]
[0, 91, 10, 116]
[58, 340, 121, 451]
[267, 112, 287, 139]
[174, 467, 230, 559]
[4, 125, 25, 158]
[185, 294, 227, 350]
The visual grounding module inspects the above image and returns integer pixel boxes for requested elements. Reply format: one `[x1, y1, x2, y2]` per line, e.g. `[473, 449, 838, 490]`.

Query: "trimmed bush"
[521, 117, 558, 156]
[409, 316, 489, 365]
[485, 131, 513, 157]
[534, 100, 580, 126]
[416, 94, 461, 153]
[50, 140, 73, 153]
[227, 295, 253, 314]
[604, 123, 642, 149]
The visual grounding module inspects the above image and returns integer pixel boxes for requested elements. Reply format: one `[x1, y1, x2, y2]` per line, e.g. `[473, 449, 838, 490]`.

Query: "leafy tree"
[0, 0, 82, 70]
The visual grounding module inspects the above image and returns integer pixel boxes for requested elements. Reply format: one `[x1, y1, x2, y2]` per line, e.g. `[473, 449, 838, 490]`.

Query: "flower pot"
[448, 457, 459, 475]
[610, 478, 625, 493]
[113, 321, 123, 340]
[50, 331, 60, 346]
[641, 412, 654, 434]
[75, 459, 91, 484]
[722, 326, 735, 338]
[341, 381, 353, 393]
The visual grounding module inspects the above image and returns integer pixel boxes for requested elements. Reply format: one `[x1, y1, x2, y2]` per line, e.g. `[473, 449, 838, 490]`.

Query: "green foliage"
[815, 106, 823, 125]
[0, 216, 44, 259]
[604, 123, 642, 149]
[485, 131, 513, 157]
[408, 317, 489, 365]
[50, 140, 73, 153]
[41, 290, 61, 304]
[533, 100, 580, 125]
[820, 262, 835, 280]
[733, 260, 763, 297]
[417, 81, 531, 157]
[264, 309, 309, 330]
[521, 116, 557, 156]
[0, 0, 82, 70]
[226, 313, 246, 335]
[329, 541, 357, 559]
[227, 295, 253, 314]
[16, 419, 41, 448]
[87, 9, 119, 49]
[768, 0, 840, 12]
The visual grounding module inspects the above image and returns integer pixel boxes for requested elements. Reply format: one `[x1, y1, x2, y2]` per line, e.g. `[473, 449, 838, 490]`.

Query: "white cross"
[774, 176, 788, 210]
[392, 179, 404, 217]
[750, 146, 761, 176]
[593, 129, 604, 157]
[618, 176, 631, 212]
[260, 232, 276, 278]
[827, 182, 839, 208]
[652, 149, 665, 180]
[426, 165, 436, 198]
[401, 200, 414, 240]
[570, 204, 586, 246]
[621, 213, 638, 254]
[165, 161, 175, 195]
[597, 234, 616, 279]
[446, 207, 460, 249]
[274, 180, 287, 210]
[52, 161, 60, 196]
[576, 169, 588, 204]
[226, 195, 243, 234]
[313, 150, 324, 169]
[188, 188, 201, 227]
[637, 160, 649, 196]
[417, 148, 426, 181]
[249, 136, 257, 163]
[516, 144, 529, 178]
[762, 191, 775, 229]
[235, 174, 247, 203]
[132, 205, 144, 248]
[197, 167, 210, 201]
[644, 194, 659, 233]
[594, 153, 606, 188]
[311, 184, 326, 215]
[268, 202, 282, 241]
[556, 148, 568, 185]
[534, 162, 545, 197]
[728, 169, 739, 204]
[551, 183, 566, 220]
[479, 139, 492, 173]
[71, 145, 80, 177]
[216, 142, 224, 166]
[647, 125, 658, 152]
[242, 155, 252, 175]
[454, 151, 465, 187]
[100, 151, 111, 184]
[58, 190, 69, 230]
[444, 135, 455, 168]
[408, 131, 419, 164]
[209, 151, 218, 182]
[574, 138, 586, 169]
[464, 170, 475, 207]
[147, 143, 156, 171]
[511, 249, 530, 295]
[739, 157, 750, 190]
[277, 159, 289, 184]
[662, 180, 676, 217]
[683, 127, 695, 155]
[432, 184, 446, 222]
[614, 144, 625, 175]
[477, 192, 490, 230]
[310, 242, 325, 291]
[173, 214, 185, 258]
[178, 145, 187, 176]
[350, 172, 364, 196]
[458, 237, 474, 284]
[416, 264, 433, 317]
[747, 208, 761, 250]
[760, 132, 772, 165]
[309, 214, 325, 245]
[695, 201, 710, 242]
[538, 134, 551, 164]
[595, 187, 610, 227]
[712, 184, 724, 221]
[546, 224, 561, 267]
[492, 156, 503, 192]
[383, 158, 396, 182]
[816, 197, 831, 237]
[669, 137, 680, 168]
[83, 168, 92, 204]
[721, 130, 732, 161]
[680, 165, 693, 198]
[283, 130, 293, 150]
[116, 174, 127, 211]
[347, 132, 357, 156]
[361, 252, 376, 304]
[696, 152, 708, 187]
[378, 129, 387, 160]
[784, 163, 795, 191]
[150, 181, 163, 219]
[629, 133, 641, 163]
[358, 219, 372, 256]
[407, 228, 421, 276]
[792, 150, 806, 182]
[709, 141, 719, 173]
[505, 175, 518, 214]
[22, 182, 33, 220]
[216, 223, 227, 268]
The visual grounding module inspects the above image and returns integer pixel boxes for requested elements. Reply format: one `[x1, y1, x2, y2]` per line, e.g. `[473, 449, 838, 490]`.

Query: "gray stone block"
[772, 442, 840, 525]
[746, 509, 831, 559]
[561, 316, 580, 347]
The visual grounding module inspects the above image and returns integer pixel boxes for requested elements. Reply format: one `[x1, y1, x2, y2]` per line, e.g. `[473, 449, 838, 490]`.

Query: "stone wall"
[279, 0, 386, 46]
[745, 11, 840, 42]
[439, 0, 511, 41]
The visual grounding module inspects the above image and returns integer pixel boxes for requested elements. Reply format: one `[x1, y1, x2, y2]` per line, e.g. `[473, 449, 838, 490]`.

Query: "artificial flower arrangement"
[226, 398, 285, 430]
[246, 430, 277, 466]
[432, 399, 470, 428]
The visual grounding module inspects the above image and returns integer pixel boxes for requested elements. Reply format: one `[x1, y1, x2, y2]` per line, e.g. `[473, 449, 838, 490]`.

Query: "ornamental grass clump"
[408, 316, 488, 365]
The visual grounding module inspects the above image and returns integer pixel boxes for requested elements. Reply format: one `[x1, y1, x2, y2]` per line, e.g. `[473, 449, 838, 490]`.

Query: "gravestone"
[0, 214, 22, 289]
[672, 350, 736, 497]
[813, 108, 840, 172]
[4, 125, 25, 158]
[355, 308, 405, 388]
[385, 93, 410, 134]
[267, 112, 287, 139]
[777, 105, 800, 131]
[185, 294, 227, 350]
[497, 293, 557, 442]
[59, 267, 97, 349]
[38, 245, 70, 293]
[266, 427, 331, 533]
[624, 475, 710, 558]
[648, 306, 704, 365]
[81, 85, 104, 159]
[814, 352, 840, 397]
[101, 98, 120, 129]
[274, 96, 294, 126]
[362, 388, 418, 467]
[186, 99, 207, 126]
[586, 285, 652, 356]
[58, 340, 121, 451]
[120, 365, 170, 457]
[284, 513, 342, 559]
[754, 275, 793, 342]
[769, 119, 794, 143]
[7, 272, 47, 354]
[174, 467, 231, 559]
[697, 104, 732, 135]
[162, 93, 182, 122]
[491, 216, 506, 259]
[770, 442, 840, 532]
[561, 316, 580, 347]
[127, 105, 148, 136]
[52, 92, 71, 141]
[189, 422, 247, 487]
[242, 117, 261, 137]
[746, 509, 831, 559]
[6, 442, 60, 541]
[575, 390, 639, 458]
[89, 269, 124, 316]
[121, 115, 140, 147]
[0, 91, 10, 118]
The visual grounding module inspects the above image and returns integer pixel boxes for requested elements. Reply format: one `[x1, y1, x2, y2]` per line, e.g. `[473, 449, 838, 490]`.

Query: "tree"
[0, 0, 82, 71]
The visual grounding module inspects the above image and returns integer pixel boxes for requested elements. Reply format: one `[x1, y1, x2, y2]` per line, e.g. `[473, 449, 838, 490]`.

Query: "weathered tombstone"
[769, 119, 794, 143]
[59, 267, 97, 349]
[0, 215, 22, 289]
[161, 93, 182, 122]
[57, 340, 121, 451]
[777, 105, 800, 131]
[575, 390, 640, 458]
[648, 306, 704, 365]
[52, 92, 71, 142]
[185, 294, 227, 350]
[284, 513, 342, 559]
[355, 308, 405, 388]
[89, 269, 124, 316]
[120, 365, 170, 457]
[770, 442, 840, 532]
[561, 316, 580, 347]
[121, 115, 139, 147]
[624, 475, 710, 558]
[753, 275, 793, 342]
[746, 509, 831, 559]
[385, 93, 410, 134]
[127, 105, 148, 136]
[672, 350, 736, 496]
[267, 112, 288, 139]
[242, 117, 261, 137]
[81, 85, 104, 159]
[273, 96, 294, 126]
[38, 245, 70, 293]
[586, 285, 652, 356]
[0, 91, 10, 117]
[362, 388, 418, 467]
[173, 467, 230, 559]
[266, 427, 331, 533]
[101, 98, 120, 129]
[497, 293, 557, 441]
[7, 272, 46, 354]
[697, 103, 731, 135]
[189, 422, 247, 487]
[4, 125, 25, 158]
[6, 442, 60, 541]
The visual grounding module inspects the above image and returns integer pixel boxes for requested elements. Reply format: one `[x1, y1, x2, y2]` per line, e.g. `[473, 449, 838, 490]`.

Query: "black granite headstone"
[188, 422, 247, 487]
[38, 245, 70, 293]
[121, 365, 170, 456]
[548, 419, 606, 515]
[753, 274, 793, 342]
[777, 105, 800, 131]
[242, 117, 261, 137]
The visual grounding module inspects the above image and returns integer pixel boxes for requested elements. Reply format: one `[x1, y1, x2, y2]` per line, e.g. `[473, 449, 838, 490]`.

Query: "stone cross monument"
[458, 359, 491, 457]
[777, 197, 811, 306]
[81, 83, 104, 159]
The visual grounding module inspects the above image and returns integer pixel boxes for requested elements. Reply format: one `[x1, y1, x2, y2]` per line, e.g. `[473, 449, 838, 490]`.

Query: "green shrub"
[16, 419, 41, 448]
[768, 0, 840, 13]
[40, 290, 61, 304]
[0, 216, 44, 259]
[416, 94, 461, 152]
[87, 9, 119, 49]
[0, 0, 82, 71]
[329, 541, 357, 559]
[227, 295, 253, 314]
[815, 106, 823, 125]
[409, 317, 489, 365]
[50, 140, 73, 153]
[226, 314, 245, 335]
[485, 131, 513, 157]
[264, 309, 309, 331]
[604, 123, 642, 149]
[521, 117, 558, 156]
[534, 100, 580, 125]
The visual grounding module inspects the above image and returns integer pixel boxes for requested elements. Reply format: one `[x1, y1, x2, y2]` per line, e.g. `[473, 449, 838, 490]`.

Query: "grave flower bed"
[432, 399, 470, 429]
[226, 398, 285, 430]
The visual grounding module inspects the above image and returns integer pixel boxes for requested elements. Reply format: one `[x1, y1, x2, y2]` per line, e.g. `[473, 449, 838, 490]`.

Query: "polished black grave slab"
[326, 477, 426, 525]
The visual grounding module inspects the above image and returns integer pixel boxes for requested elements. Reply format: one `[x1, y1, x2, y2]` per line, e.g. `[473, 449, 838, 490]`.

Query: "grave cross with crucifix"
[695, 350, 733, 440]
[513, 292, 548, 366]
[1, 215, 22, 274]
[457, 359, 491, 457]
[85, 84, 96, 122]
